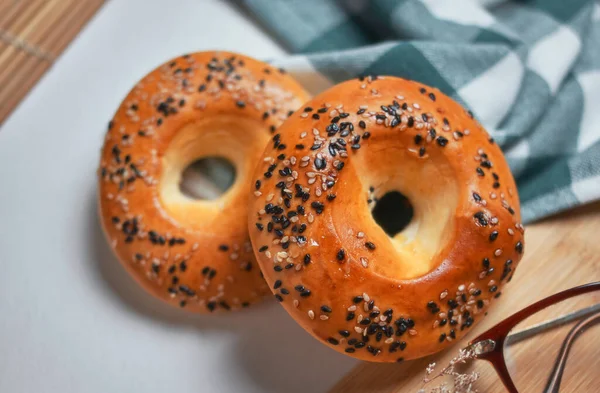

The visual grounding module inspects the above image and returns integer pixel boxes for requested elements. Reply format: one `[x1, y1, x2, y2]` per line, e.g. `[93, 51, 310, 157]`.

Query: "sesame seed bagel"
[248, 76, 524, 361]
[98, 51, 310, 312]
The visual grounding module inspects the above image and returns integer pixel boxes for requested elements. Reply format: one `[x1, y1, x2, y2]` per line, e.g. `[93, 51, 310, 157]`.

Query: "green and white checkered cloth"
[243, 0, 600, 223]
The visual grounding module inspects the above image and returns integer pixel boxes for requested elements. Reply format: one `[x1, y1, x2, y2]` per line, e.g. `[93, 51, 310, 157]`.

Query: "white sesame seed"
[440, 290, 448, 300]
[320, 315, 329, 321]
[347, 305, 357, 312]
[253, 191, 262, 197]
[354, 326, 363, 334]
[363, 293, 370, 302]
[494, 249, 502, 257]
[409, 329, 418, 336]
[293, 299, 299, 308]
[357, 232, 365, 239]
[458, 284, 465, 292]
[385, 338, 394, 344]
[360, 257, 368, 268]
[308, 310, 315, 320]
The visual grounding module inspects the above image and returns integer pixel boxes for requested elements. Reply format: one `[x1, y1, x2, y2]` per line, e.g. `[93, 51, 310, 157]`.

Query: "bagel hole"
[180, 157, 236, 200]
[371, 191, 414, 237]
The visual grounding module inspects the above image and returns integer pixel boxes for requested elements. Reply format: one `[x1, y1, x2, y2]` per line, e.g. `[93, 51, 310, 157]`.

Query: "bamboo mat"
[0, 0, 105, 125]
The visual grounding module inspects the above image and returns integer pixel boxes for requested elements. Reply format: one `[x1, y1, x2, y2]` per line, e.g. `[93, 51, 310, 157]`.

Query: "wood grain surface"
[0, 0, 105, 125]
[330, 201, 600, 393]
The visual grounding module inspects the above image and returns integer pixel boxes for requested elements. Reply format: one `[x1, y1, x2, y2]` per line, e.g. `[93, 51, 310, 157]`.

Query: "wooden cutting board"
[330, 201, 600, 393]
[0, 0, 105, 125]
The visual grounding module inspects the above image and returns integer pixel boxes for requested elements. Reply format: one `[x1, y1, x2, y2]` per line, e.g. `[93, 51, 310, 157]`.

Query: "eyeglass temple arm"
[466, 303, 600, 357]
[505, 303, 600, 346]
[542, 310, 600, 393]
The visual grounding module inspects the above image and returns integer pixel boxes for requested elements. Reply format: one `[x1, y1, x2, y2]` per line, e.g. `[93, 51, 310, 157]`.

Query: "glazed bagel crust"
[248, 76, 524, 361]
[99, 51, 309, 312]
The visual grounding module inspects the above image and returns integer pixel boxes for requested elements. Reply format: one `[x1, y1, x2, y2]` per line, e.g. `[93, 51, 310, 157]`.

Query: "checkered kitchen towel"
[243, 0, 600, 223]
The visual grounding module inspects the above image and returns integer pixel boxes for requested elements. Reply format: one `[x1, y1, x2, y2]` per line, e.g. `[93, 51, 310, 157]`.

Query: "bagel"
[248, 76, 524, 361]
[98, 51, 309, 312]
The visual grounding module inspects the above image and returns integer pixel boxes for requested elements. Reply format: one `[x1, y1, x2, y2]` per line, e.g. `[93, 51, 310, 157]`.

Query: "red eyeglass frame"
[467, 281, 600, 393]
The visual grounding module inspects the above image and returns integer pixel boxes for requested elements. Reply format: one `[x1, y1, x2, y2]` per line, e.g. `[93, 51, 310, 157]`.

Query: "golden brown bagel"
[248, 76, 524, 361]
[98, 51, 310, 312]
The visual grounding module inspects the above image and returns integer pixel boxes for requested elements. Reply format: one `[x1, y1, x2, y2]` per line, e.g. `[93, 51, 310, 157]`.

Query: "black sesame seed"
[314, 157, 326, 170]
[489, 231, 499, 241]
[273, 280, 282, 289]
[482, 258, 490, 269]
[365, 242, 376, 250]
[321, 305, 332, 313]
[337, 249, 345, 261]
[300, 289, 311, 297]
[515, 241, 523, 254]
[474, 211, 488, 227]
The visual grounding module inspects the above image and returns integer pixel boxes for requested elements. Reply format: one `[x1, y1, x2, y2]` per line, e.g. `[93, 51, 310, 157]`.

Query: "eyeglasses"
[421, 282, 600, 392]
